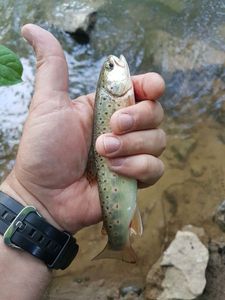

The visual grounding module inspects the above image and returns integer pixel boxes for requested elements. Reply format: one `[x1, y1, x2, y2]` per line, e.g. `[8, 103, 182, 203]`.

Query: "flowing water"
[0, 0, 225, 299]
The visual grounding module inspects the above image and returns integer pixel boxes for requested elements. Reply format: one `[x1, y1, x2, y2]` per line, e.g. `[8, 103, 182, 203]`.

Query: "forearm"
[0, 237, 51, 300]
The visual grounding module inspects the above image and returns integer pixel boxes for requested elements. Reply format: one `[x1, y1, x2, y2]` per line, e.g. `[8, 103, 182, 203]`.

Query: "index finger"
[132, 72, 165, 101]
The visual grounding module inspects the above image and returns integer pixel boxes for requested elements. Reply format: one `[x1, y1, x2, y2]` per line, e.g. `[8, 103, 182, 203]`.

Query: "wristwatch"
[0, 191, 79, 270]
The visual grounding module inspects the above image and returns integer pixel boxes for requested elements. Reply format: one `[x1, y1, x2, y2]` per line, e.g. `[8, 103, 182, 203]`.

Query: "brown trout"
[90, 55, 143, 263]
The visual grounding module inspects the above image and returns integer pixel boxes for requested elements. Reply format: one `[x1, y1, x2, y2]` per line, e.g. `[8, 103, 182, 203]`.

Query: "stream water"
[0, 1, 225, 299]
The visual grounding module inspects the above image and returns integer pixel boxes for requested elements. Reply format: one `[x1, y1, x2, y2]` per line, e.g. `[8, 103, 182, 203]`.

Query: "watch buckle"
[3, 206, 37, 249]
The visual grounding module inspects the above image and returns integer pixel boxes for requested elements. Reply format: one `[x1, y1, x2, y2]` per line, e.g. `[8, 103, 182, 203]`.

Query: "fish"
[89, 54, 143, 263]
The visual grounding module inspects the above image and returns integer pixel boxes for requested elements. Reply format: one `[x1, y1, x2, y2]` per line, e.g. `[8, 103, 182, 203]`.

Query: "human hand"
[0, 24, 166, 234]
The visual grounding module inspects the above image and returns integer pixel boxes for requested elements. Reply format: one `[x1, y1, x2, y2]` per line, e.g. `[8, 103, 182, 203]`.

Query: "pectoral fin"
[130, 206, 143, 236]
[101, 224, 107, 235]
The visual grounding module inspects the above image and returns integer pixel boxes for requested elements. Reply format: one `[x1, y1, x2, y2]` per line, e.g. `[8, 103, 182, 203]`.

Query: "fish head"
[100, 55, 132, 96]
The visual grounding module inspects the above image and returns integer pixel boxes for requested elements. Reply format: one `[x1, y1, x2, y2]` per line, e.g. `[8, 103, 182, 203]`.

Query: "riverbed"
[0, 1, 225, 299]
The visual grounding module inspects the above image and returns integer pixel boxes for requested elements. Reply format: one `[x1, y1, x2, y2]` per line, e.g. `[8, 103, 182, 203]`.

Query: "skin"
[0, 24, 166, 300]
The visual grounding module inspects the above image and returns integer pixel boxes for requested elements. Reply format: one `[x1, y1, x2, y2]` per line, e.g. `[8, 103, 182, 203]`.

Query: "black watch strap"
[0, 191, 79, 270]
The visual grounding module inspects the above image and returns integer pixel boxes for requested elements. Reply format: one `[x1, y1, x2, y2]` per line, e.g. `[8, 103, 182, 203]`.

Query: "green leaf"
[0, 45, 23, 86]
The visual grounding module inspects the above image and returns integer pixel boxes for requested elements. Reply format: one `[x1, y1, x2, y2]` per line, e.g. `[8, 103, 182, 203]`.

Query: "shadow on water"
[0, 0, 225, 298]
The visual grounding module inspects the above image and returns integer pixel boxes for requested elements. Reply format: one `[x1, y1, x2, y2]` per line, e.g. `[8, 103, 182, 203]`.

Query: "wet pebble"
[119, 285, 143, 297]
[213, 200, 225, 231]
[190, 163, 206, 177]
[73, 276, 90, 283]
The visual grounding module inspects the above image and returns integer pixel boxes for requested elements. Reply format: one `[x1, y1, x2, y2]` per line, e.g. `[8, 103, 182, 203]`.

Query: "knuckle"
[140, 155, 151, 179]
[158, 129, 167, 153]
[139, 156, 164, 183]
[157, 159, 165, 177]
[120, 133, 142, 155]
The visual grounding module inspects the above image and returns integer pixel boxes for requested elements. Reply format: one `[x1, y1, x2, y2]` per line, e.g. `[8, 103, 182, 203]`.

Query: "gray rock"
[150, 30, 225, 73]
[119, 285, 143, 297]
[213, 200, 225, 231]
[47, 0, 106, 43]
[197, 241, 225, 300]
[145, 258, 165, 300]
[159, 231, 209, 300]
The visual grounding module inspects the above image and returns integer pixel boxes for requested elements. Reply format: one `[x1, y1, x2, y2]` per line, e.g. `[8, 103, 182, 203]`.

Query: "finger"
[132, 72, 165, 101]
[108, 154, 165, 188]
[96, 128, 166, 158]
[110, 99, 164, 134]
[21, 24, 68, 99]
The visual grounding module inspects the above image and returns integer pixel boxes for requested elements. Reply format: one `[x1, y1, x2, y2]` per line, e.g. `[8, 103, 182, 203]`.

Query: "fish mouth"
[111, 55, 127, 68]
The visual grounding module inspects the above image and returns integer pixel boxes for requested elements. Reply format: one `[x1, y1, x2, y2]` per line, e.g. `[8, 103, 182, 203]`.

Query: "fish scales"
[91, 55, 142, 263]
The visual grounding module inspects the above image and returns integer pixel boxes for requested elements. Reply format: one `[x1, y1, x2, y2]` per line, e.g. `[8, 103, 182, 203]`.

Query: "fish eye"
[106, 61, 114, 70]
[109, 62, 114, 69]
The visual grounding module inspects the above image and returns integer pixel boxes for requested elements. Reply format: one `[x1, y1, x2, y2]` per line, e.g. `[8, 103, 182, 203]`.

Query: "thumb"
[21, 24, 68, 99]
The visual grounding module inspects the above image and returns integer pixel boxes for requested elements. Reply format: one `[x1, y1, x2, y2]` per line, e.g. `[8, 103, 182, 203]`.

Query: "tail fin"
[93, 242, 137, 263]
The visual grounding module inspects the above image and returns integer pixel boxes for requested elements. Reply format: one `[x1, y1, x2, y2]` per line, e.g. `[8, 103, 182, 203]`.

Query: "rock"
[213, 200, 225, 231]
[145, 258, 165, 300]
[181, 225, 206, 240]
[159, 231, 209, 300]
[119, 285, 143, 297]
[149, 30, 225, 73]
[146, 231, 209, 300]
[171, 137, 197, 161]
[47, 0, 106, 43]
[197, 241, 225, 300]
[190, 163, 206, 177]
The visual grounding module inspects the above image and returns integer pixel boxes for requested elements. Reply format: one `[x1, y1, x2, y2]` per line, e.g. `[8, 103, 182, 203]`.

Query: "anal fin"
[130, 206, 143, 236]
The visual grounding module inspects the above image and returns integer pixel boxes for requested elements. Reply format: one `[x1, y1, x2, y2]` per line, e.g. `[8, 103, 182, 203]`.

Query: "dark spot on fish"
[115, 204, 119, 209]
[109, 225, 113, 229]
[116, 220, 120, 224]
[114, 188, 118, 192]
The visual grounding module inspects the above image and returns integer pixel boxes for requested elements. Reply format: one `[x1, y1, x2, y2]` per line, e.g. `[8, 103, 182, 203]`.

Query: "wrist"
[0, 171, 79, 270]
[0, 169, 62, 231]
